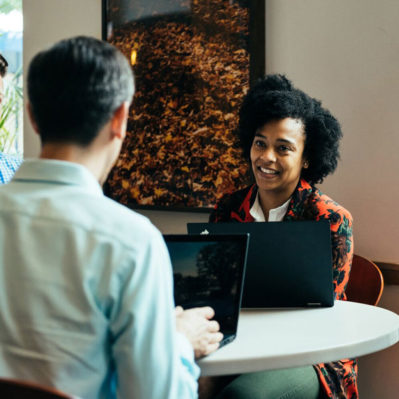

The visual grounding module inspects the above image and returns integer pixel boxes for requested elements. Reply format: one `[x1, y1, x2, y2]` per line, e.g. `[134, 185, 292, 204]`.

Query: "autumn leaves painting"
[103, 0, 253, 209]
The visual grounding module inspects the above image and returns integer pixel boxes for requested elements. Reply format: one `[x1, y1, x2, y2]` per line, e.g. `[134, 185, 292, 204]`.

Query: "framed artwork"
[102, 0, 265, 210]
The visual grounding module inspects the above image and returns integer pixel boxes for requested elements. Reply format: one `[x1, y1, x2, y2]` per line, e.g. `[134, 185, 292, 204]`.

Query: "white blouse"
[249, 193, 291, 222]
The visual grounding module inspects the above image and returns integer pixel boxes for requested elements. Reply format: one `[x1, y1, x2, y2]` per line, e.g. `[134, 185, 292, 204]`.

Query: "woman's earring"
[303, 161, 309, 169]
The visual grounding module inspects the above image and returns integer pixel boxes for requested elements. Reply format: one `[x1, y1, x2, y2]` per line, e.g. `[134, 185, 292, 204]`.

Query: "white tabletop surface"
[198, 300, 399, 376]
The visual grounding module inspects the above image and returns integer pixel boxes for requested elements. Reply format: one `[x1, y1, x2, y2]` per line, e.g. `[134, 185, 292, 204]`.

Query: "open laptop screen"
[164, 234, 248, 337]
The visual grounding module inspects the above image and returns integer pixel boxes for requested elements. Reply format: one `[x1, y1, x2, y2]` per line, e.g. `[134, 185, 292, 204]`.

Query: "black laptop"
[187, 221, 334, 308]
[163, 234, 249, 348]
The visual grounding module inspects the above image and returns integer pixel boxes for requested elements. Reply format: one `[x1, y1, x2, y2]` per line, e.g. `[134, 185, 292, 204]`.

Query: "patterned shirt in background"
[0, 152, 22, 184]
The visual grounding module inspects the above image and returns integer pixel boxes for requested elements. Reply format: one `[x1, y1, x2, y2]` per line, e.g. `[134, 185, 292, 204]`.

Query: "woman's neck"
[258, 189, 292, 221]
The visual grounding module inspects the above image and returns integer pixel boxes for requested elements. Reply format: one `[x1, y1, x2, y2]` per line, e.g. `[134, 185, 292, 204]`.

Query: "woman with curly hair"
[210, 75, 357, 399]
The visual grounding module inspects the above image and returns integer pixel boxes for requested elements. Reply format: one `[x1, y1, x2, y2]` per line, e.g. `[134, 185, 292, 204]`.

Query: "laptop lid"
[187, 221, 334, 308]
[163, 234, 249, 347]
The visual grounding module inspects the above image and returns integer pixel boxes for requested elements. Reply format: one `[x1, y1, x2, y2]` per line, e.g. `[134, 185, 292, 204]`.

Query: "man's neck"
[39, 143, 109, 184]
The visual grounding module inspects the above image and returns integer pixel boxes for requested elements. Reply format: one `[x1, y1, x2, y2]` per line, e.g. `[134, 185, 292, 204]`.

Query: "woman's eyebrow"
[276, 138, 295, 145]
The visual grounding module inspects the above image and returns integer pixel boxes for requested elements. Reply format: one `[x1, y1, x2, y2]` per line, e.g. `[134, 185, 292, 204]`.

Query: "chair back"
[346, 254, 384, 306]
[0, 377, 77, 398]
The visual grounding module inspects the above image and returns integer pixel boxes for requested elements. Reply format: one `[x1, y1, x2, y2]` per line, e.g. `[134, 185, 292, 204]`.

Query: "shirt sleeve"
[110, 225, 199, 399]
[329, 209, 354, 299]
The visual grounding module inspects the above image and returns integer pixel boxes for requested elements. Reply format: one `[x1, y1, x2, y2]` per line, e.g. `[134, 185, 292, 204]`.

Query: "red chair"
[0, 377, 78, 398]
[346, 254, 384, 306]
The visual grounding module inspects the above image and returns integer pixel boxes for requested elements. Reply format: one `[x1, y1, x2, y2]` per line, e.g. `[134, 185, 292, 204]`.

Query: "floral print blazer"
[209, 178, 358, 399]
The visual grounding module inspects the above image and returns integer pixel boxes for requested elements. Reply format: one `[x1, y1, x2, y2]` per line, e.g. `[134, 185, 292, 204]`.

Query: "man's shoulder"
[85, 194, 161, 246]
[101, 195, 153, 227]
[1, 169, 162, 250]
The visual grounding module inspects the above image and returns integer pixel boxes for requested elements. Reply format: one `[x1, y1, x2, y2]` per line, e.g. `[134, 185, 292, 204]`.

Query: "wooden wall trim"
[374, 262, 399, 286]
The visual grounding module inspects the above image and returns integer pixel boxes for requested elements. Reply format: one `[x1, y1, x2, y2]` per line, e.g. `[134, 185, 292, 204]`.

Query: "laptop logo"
[200, 229, 209, 235]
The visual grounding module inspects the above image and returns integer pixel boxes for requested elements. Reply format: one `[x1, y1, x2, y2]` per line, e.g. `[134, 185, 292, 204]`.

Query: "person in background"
[0, 53, 22, 183]
[210, 74, 356, 399]
[0, 36, 222, 399]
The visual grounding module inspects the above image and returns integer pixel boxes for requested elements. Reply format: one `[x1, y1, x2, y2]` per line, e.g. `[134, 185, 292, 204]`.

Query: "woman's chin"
[255, 180, 281, 193]
[254, 173, 281, 190]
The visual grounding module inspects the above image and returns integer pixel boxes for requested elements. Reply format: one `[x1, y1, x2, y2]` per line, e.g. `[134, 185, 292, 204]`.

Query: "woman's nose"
[260, 148, 277, 163]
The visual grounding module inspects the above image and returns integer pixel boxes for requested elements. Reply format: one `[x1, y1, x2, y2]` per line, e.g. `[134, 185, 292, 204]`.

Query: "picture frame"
[102, 0, 265, 211]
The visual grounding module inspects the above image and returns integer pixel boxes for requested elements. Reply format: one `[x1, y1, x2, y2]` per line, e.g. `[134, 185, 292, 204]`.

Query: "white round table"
[198, 300, 399, 376]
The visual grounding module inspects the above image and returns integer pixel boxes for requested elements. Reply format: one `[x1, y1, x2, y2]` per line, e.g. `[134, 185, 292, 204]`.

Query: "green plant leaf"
[0, 0, 22, 14]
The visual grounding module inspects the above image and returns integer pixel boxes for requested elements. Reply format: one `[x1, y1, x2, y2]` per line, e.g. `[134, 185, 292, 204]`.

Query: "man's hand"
[175, 306, 223, 359]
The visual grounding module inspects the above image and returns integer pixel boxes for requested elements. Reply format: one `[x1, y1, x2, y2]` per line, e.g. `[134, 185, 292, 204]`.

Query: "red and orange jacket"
[209, 178, 358, 399]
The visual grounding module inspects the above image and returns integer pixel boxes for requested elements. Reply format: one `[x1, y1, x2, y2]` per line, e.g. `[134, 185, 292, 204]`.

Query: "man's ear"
[110, 101, 130, 140]
[26, 102, 40, 135]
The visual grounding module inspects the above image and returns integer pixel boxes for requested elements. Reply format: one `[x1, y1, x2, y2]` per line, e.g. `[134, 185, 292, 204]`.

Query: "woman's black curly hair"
[238, 74, 342, 184]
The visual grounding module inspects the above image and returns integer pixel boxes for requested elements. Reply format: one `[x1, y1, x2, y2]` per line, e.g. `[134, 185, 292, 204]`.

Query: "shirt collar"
[249, 192, 291, 222]
[12, 159, 103, 195]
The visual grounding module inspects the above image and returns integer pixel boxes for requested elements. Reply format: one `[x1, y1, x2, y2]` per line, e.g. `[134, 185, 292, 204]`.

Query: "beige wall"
[23, 0, 102, 158]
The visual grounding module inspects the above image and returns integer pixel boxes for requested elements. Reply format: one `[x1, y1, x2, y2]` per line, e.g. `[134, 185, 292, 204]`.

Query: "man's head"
[27, 36, 134, 147]
[0, 53, 8, 112]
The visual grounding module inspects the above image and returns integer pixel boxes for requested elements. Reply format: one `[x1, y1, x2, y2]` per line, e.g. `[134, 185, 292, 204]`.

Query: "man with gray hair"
[0, 36, 222, 398]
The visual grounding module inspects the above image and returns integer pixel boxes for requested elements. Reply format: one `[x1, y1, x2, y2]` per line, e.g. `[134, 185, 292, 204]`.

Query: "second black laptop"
[187, 221, 334, 308]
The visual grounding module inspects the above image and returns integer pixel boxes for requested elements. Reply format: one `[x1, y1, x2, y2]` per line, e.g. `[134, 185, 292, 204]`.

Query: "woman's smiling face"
[250, 117, 307, 200]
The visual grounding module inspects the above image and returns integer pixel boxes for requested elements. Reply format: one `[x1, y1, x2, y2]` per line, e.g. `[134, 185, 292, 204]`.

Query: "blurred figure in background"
[0, 52, 22, 184]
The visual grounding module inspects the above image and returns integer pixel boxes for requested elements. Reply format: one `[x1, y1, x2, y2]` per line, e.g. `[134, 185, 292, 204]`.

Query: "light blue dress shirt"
[0, 159, 199, 399]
